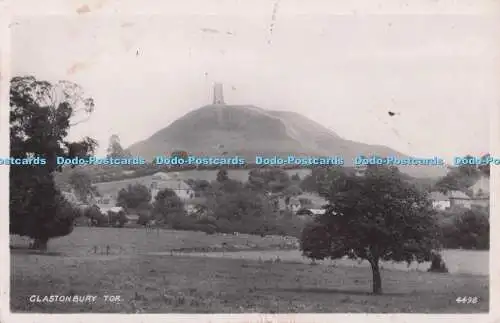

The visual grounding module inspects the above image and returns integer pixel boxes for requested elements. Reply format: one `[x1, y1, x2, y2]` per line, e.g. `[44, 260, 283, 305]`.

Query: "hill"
[127, 104, 447, 178]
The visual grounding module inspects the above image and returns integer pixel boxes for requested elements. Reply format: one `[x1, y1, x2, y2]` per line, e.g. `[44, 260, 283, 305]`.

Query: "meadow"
[10, 227, 489, 313]
[91, 168, 313, 196]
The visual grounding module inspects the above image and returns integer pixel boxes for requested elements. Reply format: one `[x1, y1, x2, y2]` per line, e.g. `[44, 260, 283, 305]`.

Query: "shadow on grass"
[270, 287, 407, 297]
[10, 247, 63, 257]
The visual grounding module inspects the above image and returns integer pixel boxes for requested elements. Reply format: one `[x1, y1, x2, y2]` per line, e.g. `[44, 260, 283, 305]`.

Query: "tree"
[84, 205, 107, 227]
[216, 169, 229, 182]
[478, 153, 490, 177]
[10, 76, 97, 250]
[440, 208, 489, 250]
[186, 179, 212, 197]
[434, 175, 461, 193]
[116, 184, 152, 209]
[300, 167, 342, 195]
[152, 188, 185, 223]
[106, 134, 132, 158]
[247, 168, 291, 193]
[300, 165, 440, 294]
[435, 154, 485, 194]
[68, 170, 94, 203]
[283, 185, 302, 197]
[109, 210, 128, 227]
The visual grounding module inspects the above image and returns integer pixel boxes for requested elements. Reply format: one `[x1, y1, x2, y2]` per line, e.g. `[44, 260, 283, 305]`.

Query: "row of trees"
[109, 168, 304, 237]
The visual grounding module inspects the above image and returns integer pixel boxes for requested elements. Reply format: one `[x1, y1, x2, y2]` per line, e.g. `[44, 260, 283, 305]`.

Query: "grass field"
[91, 168, 312, 197]
[9, 227, 299, 256]
[10, 227, 489, 313]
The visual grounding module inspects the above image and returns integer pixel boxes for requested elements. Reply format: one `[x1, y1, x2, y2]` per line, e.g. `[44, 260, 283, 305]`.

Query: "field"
[10, 227, 489, 313]
[91, 168, 312, 197]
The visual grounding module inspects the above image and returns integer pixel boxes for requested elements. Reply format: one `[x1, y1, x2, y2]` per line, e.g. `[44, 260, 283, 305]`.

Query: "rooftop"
[448, 190, 471, 200]
[429, 191, 449, 201]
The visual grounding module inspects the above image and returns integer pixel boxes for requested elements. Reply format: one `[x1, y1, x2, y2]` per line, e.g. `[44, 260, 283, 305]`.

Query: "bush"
[84, 205, 108, 227]
[428, 252, 449, 273]
[196, 215, 217, 225]
[439, 208, 489, 250]
[117, 184, 152, 209]
[109, 211, 127, 227]
[137, 213, 150, 226]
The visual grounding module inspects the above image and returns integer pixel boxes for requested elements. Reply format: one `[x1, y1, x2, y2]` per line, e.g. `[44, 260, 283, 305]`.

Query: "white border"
[1, 0, 499, 322]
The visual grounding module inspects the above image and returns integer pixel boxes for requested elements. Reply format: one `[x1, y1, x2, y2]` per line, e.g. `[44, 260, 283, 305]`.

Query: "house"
[125, 214, 140, 225]
[296, 208, 326, 216]
[354, 164, 367, 177]
[429, 191, 451, 210]
[470, 197, 489, 208]
[448, 190, 472, 209]
[297, 192, 328, 209]
[272, 192, 328, 215]
[92, 195, 119, 215]
[149, 172, 194, 203]
[294, 193, 329, 220]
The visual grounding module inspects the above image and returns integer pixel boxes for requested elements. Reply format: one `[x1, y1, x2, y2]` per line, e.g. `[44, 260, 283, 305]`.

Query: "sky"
[10, 9, 499, 161]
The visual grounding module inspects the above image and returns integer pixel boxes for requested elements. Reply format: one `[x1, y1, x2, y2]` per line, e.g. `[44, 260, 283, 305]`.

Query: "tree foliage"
[300, 165, 441, 294]
[186, 179, 212, 197]
[116, 183, 152, 209]
[68, 170, 94, 203]
[10, 76, 97, 250]
[440, 207, 489, 250]
[109, 210, 128, 227]
[247, 168, 291, 193]
[216, 169, 229, 182]
[106, 134, 132, 158]
[434, 154, 489, 194]
[152, 188, 186, 223]
[299, 167, 344, 195]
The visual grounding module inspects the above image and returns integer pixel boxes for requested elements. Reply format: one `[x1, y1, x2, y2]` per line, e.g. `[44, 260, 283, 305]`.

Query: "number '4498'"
[456, 296, 479, 304]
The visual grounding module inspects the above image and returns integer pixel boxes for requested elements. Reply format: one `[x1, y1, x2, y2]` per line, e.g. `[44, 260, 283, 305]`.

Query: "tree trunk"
[31, 237, 48, 251]
[369, 259, 382, 294]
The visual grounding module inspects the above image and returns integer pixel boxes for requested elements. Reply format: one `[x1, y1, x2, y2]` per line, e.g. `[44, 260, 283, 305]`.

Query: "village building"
[429, 191, 451, 210]
[429, 190, 472, 210]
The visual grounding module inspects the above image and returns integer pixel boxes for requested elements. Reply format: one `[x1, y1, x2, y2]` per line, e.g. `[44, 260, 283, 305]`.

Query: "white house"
[429, 191, 451, 210]
[149, 179, 193, 203]
[429, 190, 472, 210]
[448, 190, 472, 209]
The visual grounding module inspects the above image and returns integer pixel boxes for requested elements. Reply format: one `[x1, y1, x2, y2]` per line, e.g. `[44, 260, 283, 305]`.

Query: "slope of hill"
[127, 105, 446, 178]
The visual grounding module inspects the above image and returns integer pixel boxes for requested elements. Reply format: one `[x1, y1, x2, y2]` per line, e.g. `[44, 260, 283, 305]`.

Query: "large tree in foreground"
[10, 76, 97, 250]
[300, 165, 441, 294]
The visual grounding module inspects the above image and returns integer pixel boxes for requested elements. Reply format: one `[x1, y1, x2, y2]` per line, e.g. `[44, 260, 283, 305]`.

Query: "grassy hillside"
[127, 104, 447, 179]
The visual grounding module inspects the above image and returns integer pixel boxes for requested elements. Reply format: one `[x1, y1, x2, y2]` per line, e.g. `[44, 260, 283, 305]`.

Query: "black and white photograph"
[5, 0, 498, 318]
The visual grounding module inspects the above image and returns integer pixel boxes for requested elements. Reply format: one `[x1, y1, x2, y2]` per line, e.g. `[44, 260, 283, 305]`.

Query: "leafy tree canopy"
[301, 165, 440, 294]
[10, 76, 97, 249]
[116, 183, 152, 209]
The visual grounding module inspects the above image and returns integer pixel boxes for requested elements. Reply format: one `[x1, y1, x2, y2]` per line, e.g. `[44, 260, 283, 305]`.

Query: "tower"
[212, 83, 225, 105]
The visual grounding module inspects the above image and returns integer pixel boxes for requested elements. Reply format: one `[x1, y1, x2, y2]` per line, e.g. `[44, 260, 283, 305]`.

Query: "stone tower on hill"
[212, 83, 225, 105]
